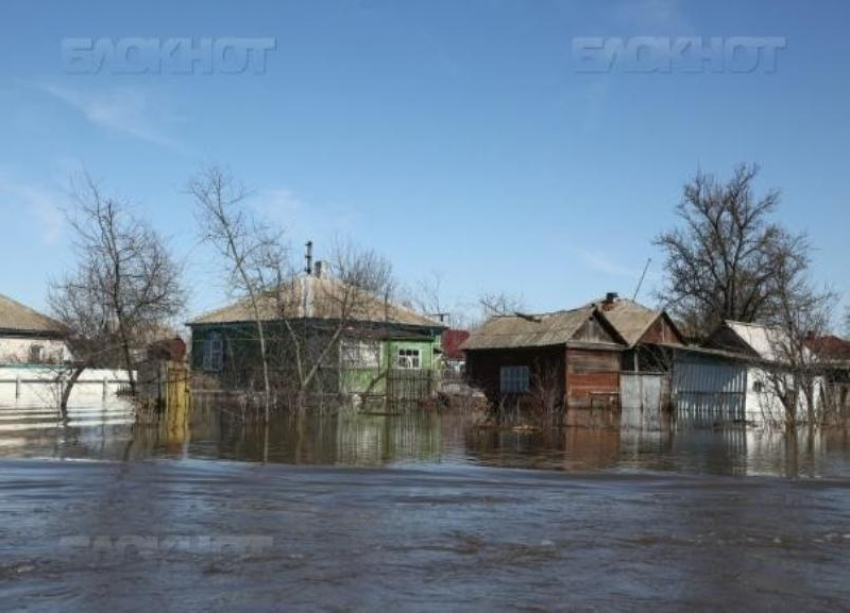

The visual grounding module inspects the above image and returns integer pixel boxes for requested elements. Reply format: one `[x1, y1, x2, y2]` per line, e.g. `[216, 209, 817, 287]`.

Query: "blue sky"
[1, 0, 848, 326]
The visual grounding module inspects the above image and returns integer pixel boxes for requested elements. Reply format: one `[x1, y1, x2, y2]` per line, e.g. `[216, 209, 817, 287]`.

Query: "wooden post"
[103, 377, 108, 400]
[15, 376, 21, 400]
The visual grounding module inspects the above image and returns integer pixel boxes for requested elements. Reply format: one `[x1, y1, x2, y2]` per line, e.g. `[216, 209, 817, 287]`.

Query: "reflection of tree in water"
[178, 402, 447, 466]
[5, 396, 850, 478]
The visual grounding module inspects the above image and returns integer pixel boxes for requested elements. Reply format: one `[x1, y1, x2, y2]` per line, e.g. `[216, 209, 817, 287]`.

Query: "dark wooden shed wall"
[465, 345, 566, 404]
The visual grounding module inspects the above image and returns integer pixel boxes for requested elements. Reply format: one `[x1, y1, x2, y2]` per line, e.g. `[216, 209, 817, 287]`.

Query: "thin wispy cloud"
[254, 188, 363, 243]
[0, 173, 64, 244]
[37, 82, 187, 152]
[572, 246, 640, 279]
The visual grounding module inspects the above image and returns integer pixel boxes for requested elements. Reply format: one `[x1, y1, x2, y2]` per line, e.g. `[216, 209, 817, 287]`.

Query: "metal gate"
[620, 373, 667, 429]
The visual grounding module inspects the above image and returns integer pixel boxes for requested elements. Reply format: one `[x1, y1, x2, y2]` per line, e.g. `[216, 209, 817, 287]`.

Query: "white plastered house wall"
[0, 336, 72, 365]
[0, 294, 73, 366]
[725, 322, 826, 425]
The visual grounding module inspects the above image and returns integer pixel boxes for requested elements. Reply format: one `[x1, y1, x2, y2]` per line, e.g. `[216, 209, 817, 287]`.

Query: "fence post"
[15, 376, 21, 399]
[102, 377, 108, 400]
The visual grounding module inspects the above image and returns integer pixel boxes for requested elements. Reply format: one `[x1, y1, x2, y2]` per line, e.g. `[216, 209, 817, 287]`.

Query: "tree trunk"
[116, 320, 137, 396]
[58, 365, 86, 422]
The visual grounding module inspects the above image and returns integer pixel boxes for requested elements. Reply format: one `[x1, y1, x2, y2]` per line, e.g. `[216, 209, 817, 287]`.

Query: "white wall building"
[673, 320, 825, 426]
[0, 294, 72, 365]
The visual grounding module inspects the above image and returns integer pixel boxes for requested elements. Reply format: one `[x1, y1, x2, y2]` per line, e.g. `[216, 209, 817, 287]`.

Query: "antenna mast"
[632, 258, 652, 301]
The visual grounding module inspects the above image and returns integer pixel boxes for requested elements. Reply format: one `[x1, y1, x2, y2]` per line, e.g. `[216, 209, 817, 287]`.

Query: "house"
[673, 320, 826, 425]
[462, 303, 626, 423]
[0, 294, 71, 365]
[461, 293, 685, 424]
[187, 270, 447, 408]
[805, 334, 850, 416]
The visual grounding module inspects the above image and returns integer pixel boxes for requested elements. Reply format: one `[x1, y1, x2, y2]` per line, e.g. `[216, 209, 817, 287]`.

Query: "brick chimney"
[602, 292, 618, 311]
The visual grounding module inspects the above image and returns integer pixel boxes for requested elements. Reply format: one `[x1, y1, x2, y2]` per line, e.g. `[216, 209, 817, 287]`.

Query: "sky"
[1, 0, 848, 328]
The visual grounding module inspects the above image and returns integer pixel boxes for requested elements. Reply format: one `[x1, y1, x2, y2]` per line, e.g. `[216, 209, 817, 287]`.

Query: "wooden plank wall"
[565, 348, 620, 410]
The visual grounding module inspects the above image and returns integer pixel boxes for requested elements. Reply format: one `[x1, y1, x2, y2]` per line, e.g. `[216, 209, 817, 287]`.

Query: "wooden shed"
[462, 305, 626, 422]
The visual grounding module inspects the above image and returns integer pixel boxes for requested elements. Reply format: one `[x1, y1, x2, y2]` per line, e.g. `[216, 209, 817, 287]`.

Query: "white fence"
[0, 366, 133, 408]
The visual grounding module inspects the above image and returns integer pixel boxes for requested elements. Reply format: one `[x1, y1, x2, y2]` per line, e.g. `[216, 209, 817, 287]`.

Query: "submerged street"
[2, 459, 850, 612]
[1, 403, 850, 612]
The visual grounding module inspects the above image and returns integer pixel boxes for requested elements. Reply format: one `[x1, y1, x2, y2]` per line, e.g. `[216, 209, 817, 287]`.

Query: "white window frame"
[396, 347, 422, 370]
[203, 333, 224, 373]
[341, 339, 381, 368]
[500, 366, 530, 393]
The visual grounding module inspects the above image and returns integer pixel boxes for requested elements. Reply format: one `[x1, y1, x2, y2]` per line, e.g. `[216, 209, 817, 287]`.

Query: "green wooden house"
[187, 274, 446, 407]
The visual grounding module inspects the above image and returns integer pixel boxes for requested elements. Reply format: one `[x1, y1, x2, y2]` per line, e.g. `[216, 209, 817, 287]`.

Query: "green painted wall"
[339, 336, 442, 394]
[191, 321, 443, 395]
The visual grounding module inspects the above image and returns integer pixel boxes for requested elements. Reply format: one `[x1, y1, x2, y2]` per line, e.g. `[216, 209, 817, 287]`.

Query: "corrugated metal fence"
[672, 354, 747, 427]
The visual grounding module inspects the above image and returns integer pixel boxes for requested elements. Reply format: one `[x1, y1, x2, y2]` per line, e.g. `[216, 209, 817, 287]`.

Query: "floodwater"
[2, 400, 850, 612]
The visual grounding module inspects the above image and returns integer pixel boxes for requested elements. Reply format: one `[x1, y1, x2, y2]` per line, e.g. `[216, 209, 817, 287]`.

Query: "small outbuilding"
[462, 304, 625, 422]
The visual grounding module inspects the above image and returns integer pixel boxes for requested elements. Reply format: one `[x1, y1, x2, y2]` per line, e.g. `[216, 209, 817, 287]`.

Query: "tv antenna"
[632, 258, 652, 301]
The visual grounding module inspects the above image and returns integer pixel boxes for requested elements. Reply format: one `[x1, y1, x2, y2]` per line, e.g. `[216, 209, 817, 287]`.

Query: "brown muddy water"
[1, 400, 850, 612]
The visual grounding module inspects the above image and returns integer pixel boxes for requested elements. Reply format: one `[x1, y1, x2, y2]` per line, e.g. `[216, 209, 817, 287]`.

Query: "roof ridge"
[490, 305, 594, 319]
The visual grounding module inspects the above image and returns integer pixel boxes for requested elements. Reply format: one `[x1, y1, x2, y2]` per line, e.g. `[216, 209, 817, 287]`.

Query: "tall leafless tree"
[189, 166, 400, 415]
[188, 165, 281, 422]
[49, 174, 185, 413]
[275, 239, 397, 412]
[655, 164, 810, 339]
[758, 263, 835, 427]
[478, 292, 527, 320]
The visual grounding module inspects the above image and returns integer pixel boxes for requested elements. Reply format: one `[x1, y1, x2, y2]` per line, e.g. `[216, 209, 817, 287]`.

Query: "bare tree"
[758, 265, 835, 427]
[189, 166, 400, 415]
[188, 165, 282, 422]
[478, 292, 527, 319]
[411, 271, 449, 324]
[49, 174, 185, 413]
[278, 239, 397, 412]
[529, 362, 564, 424]
[655, 164, 810, 339]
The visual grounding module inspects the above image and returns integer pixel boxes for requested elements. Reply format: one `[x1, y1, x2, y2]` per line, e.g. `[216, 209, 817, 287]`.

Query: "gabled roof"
[189, 275, 444, 329]
[0, 294, 67, 336]
[585, 298, 666, 347]
[710, 320, 814, 364]
[462, 306, 623, 351]
[722, 321, 783, 361]
[805, 335, 850, 360]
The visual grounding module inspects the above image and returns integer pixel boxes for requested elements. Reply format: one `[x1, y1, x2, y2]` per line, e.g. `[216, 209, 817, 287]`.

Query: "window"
[202, 333, 224, 372]
[500, 366, 530, 393]
[396, 348, 421, 370]
[753, 380, 764, 393]
[341, 339, 380, 368]
[29, 344, 43, 363]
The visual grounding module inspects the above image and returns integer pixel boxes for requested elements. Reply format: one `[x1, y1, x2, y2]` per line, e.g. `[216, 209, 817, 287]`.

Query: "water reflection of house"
[462, 293, 683, 424]
[0, 294, 71, 365]
[187, 270, 446, 408]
